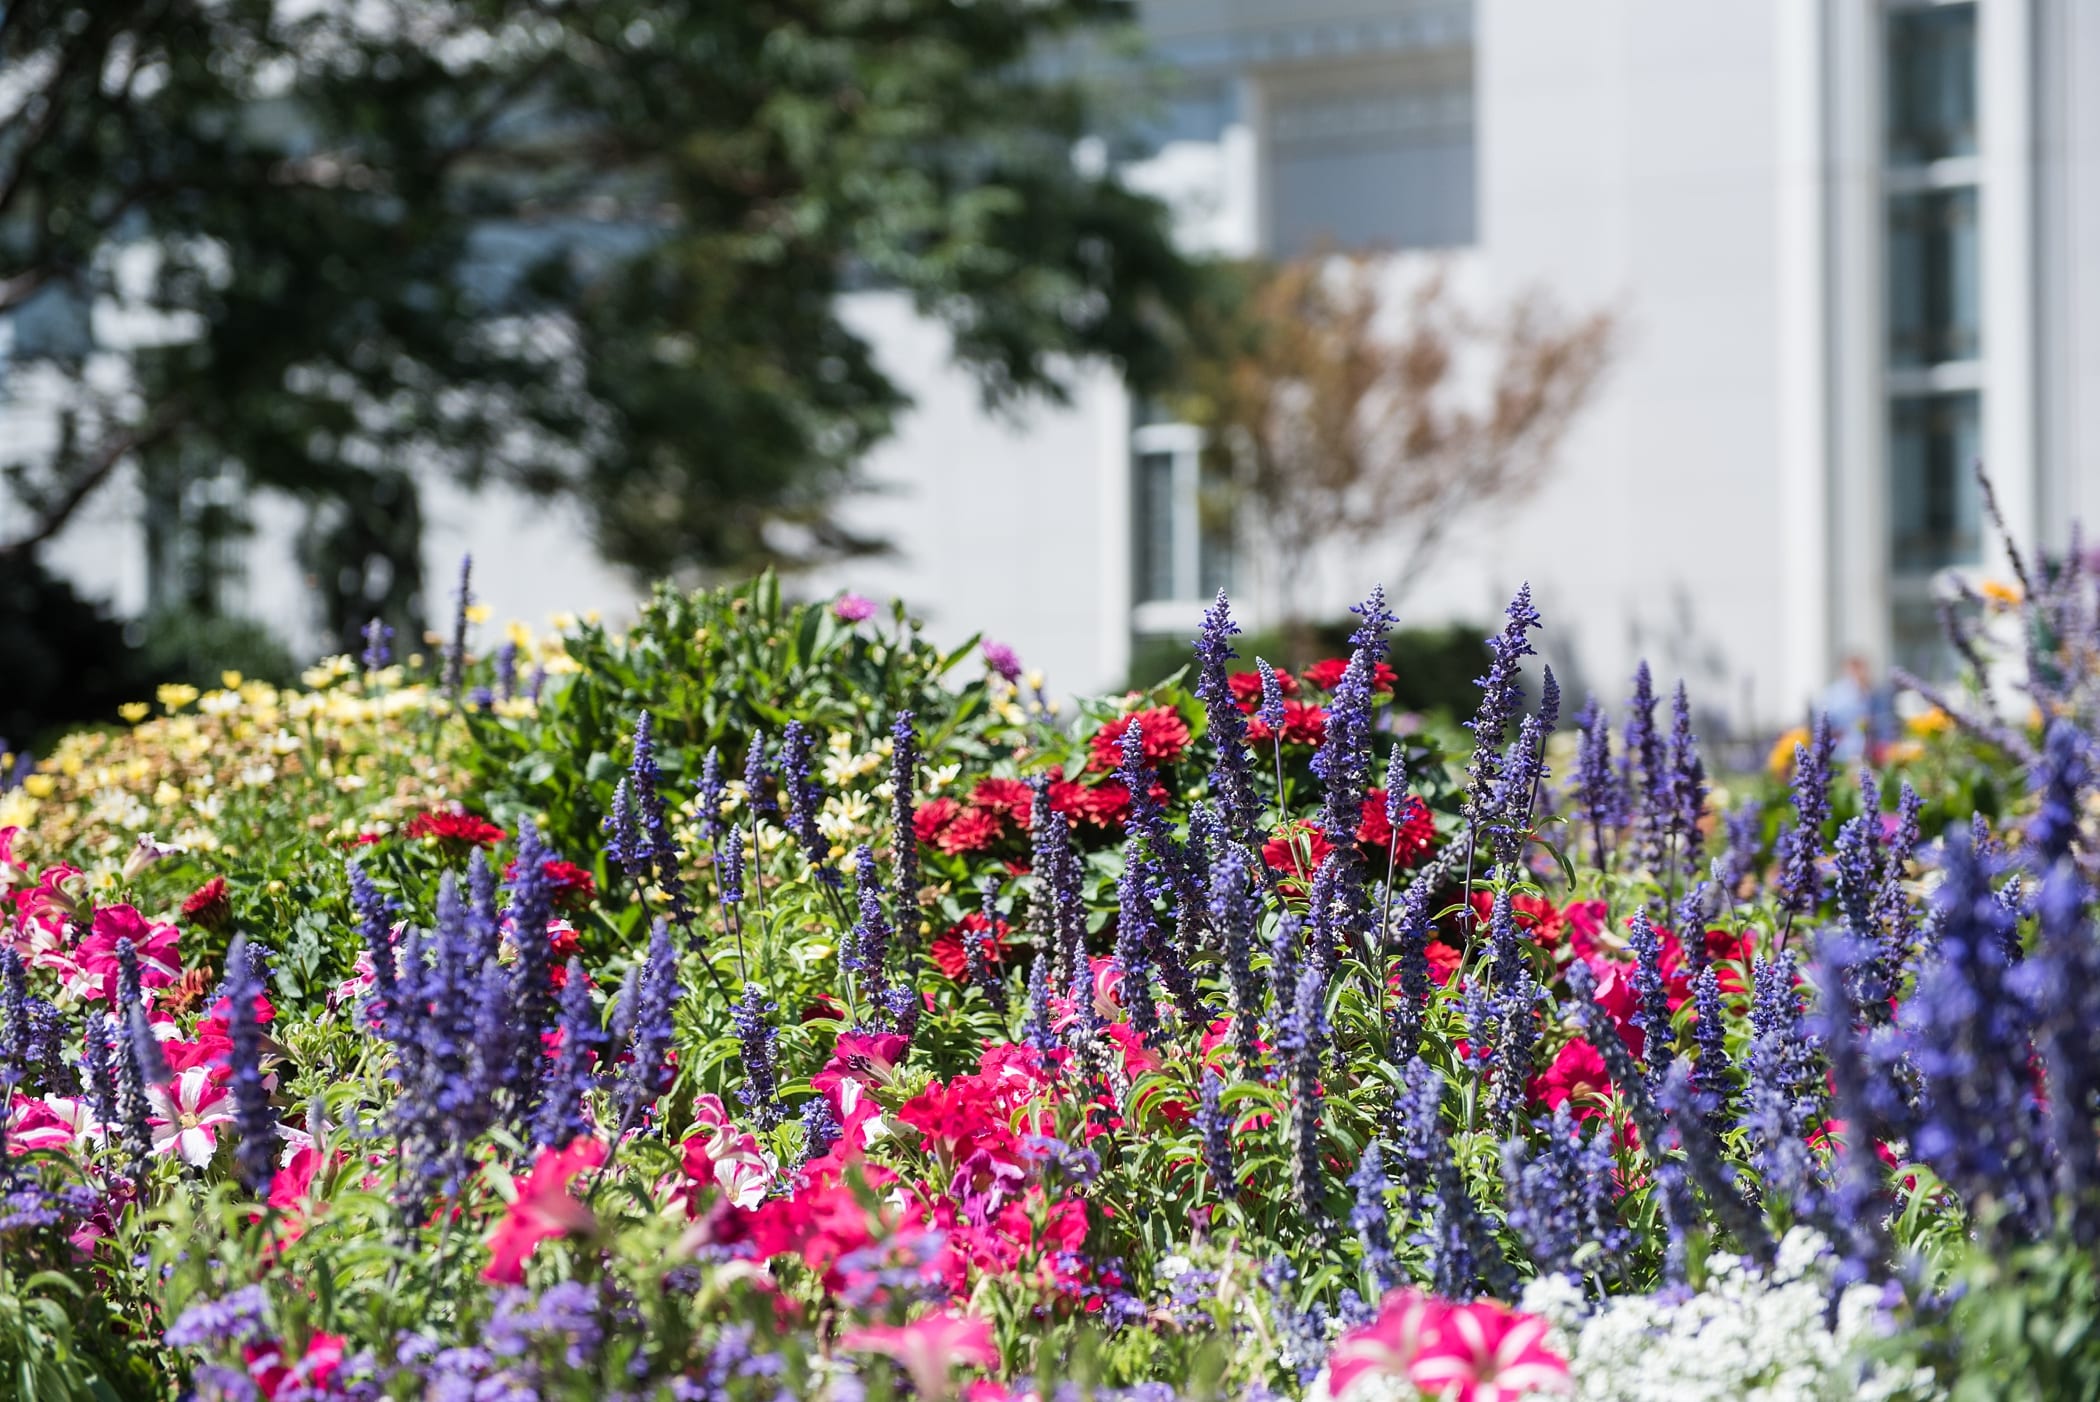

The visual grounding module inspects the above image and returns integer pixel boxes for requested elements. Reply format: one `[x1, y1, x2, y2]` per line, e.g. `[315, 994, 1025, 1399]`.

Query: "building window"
[1889, 391, 1982, 573]
[1131, 423, 1231, 608]
[1885, 3, 1978, 165]
[1886, 187, 1979, 367]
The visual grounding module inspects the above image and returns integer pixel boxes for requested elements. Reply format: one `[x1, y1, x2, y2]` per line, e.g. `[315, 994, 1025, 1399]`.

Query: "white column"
[1776, 0, 1835, 715]
[1978, 0, 2039, 558]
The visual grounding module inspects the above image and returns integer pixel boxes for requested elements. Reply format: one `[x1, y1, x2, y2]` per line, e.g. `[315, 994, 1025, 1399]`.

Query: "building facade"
[12, 0, 2100, 731]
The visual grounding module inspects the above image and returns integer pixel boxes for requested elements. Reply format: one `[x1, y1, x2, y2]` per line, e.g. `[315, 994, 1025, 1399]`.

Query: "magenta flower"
[1327, 1287, 1444, 1399]
[981, 640, 1022, 682]
[834, 593, 877, 623]
[1407, 1299, 1571, 1401]
[840, 1310, 1000, 1401]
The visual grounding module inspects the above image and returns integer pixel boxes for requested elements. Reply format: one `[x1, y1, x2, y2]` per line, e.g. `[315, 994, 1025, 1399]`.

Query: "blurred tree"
[0, 0, 1195, 654]
[1176, 257, 1614, 649]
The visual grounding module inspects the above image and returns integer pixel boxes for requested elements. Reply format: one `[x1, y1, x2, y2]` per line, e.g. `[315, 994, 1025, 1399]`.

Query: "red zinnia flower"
[1301, 657, 1398, 693]
[913, 797, 963, 847]
[935, 808, 1006, 855]
[505, 858, 597, 909]
[1048, 779, 1131, 830]
[405, 810, 506, 848]
[181, 877, 231, 931]
[1358, 790, 1436, 865]
[970, 778, 1034, 826]
[1245, 700, 1327, 748]
[1087, 706, 1191, 772]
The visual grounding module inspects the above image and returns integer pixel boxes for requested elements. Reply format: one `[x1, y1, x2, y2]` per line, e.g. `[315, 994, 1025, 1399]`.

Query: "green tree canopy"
[0, 0, 1196, 648]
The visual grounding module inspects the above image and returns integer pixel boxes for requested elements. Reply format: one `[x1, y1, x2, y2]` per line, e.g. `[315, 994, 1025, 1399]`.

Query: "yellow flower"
[506, 620, 534, 650]
[465, 603, 492, 625]
[1979, 579, 2023, 607]
[22, 774, 56, 799]
[157, 683, 200, 712]
[118, 702, 150, 724]
[1881, 740, 1925, 764]
[1766, 725, 1810, 778]
[221, 671, 244, 690]
[1905, 708, 1952, 738]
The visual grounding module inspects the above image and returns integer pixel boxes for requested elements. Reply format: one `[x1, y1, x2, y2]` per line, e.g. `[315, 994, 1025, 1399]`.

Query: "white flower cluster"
[1517, 1229, 1941, 1402]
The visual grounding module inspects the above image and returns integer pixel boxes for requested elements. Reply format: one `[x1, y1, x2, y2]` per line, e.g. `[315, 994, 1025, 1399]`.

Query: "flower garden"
[2, 542, 2097, 1402]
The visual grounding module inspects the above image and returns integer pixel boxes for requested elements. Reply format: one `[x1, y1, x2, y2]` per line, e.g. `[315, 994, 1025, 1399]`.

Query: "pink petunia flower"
[483, 1136, 606, 1283]
[840, 1310, 1001, 1402]
[147, 1066, 235, 1166]
[70, 904, 183, 1002]
[1327, 1287, 1445, 1399]
[1406, 1299, 1572, 1401]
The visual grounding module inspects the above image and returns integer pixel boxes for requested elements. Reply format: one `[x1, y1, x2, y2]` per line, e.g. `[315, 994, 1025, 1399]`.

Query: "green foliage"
[1882, 1234, 2100, 1401]
[1, 0, 1198, 627]
[1128, 621, 1490, 719]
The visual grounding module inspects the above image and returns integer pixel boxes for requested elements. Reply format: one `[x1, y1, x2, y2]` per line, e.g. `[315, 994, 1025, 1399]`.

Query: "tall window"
[1131, 422, 1231, 609]
[1883, 1, 1980, 676]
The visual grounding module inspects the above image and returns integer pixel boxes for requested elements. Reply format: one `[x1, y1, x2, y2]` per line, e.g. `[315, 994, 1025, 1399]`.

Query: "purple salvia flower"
[1267, 913, 1302, 1049]
[694, 747, 727, 845]
[1665, 682, 1707, 879]
[1689, 963, 1734, 1132]
[1717, 799, 1762, 898]
[845, 845, 890, 989]
[733, 981, 784, 1130]
[1348, 1142, 1399, 1295]
[1027, 778, 1074, 984]
[1281, 965, 1329, 1219]
[777, 721, 839, 889]
[1501, 1107, 1592, 1281]
[1113, 838, 1165, 1047]
[630, 712, 690, 919]
[1488, 713, 1546, 867]
[443, 554, 472, 701]
[1658, 1060, 1773, 1265]
[1571, 695, 1619, 868]
[1485, 968, 1543, 1138]
[1390, 875, 1434, 1063]
[113, 1001, 156, 1166]
[505, 820, 558, 1068]
[1256, 659, 1287, 733]
[222, 935, 279, 1193]
[603, 779, 647, 883]
[80, 1012, 116, 1131]
[1022, 948, 1058, 1054]
[1209, 842, 1263, 1073]
[890, 712, 921, 939]
[1565, 959, 1697, 1281]
[1811, 932, 1891, 1289]
[126, 998, 171, 1089]
[1622, 662, 1666, 870]
[1196, 1068, 1237, 1198]
[1465, 586, 1542, 827]
[615, 920, 679, 1131]
[1774, 713, 1836, 916]
[1832, 816, 1887, 1009]
[1194, 590, 1260, 850]
[1900, 825, 2050, 1240]
[360, 618, 393, 672]
[2018, 861, 2100, 1240]
[971, 878, 1005, 1001]
[718, 824, 745, 908]
[1313, 586, 1393, 843]
[494, 641, 518, 703]
[1116, 725, 1205, 1023]
[0, 950, 24, 1091]
[533, 960, 602, 1150]
[1628, 911, 1674, 1087]
[2027, 719, 2090, 874]
[742, 731, 773, 816]
[467, 847, 503, 966]
[1872, 781, 1923, 958]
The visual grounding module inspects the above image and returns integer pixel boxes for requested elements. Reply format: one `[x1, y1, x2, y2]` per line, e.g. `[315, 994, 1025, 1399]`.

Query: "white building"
[15, 0, 2100, 729]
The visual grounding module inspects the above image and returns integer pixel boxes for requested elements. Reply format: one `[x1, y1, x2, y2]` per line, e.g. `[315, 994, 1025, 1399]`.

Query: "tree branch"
[0, 404, 186, 558]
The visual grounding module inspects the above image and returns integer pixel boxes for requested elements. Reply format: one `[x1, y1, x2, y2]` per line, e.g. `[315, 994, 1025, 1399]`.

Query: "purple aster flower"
[833, 593, 877, 623]
[981, 639, 1022, 682]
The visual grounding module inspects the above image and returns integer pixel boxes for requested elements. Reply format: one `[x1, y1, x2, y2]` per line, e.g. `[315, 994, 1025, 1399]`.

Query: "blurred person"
[1821, 654, 1898, 763]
